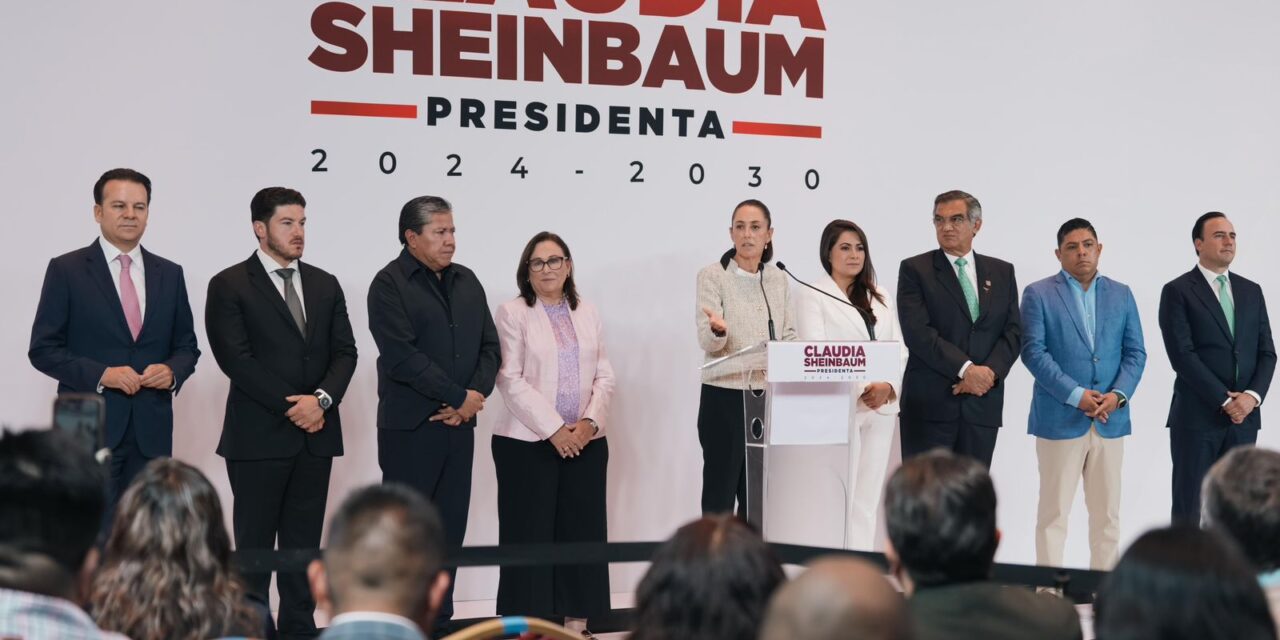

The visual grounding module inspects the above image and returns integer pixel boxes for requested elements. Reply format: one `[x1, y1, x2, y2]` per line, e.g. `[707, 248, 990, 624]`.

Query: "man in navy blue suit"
[1159, 211, 1275, 523]
[29, 168, 200, 509]
[1021, 218, 1146, 569]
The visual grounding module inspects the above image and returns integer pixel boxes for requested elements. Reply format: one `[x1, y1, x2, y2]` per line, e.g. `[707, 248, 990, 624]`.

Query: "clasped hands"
[952, 364, 996, 397]
[548, 419, 595, 459]
[1223, 391, 1258, 425]
[1076, 390, 1121, 423]
[429, 389, 486, 427]
[285, 394, 325, 433]
[101, 364, 174, 395]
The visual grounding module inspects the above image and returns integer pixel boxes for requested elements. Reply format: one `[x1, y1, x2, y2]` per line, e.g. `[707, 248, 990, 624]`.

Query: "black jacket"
[896, 249, 1022, 427]
[1159, 267, 1275, 430]
[206, 254, 358, 460]
[367, 249, 500, 430]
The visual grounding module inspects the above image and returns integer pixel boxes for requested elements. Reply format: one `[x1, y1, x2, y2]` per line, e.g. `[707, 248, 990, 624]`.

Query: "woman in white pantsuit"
[796, 219, 907, 550]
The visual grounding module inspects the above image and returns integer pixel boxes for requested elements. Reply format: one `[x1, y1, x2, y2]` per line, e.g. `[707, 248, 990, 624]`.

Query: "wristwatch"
[314, 390, 333, 411]
[1112, 392, 1127, 409]
[585, 418, 600, 434]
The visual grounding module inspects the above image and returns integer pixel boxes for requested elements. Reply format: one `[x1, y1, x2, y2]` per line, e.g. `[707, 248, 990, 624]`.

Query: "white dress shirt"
[944, 249, 978, 377]
[1196, 263, 1262, 407]
[99, 235, 146, 318]
[257, 248, 306, 322]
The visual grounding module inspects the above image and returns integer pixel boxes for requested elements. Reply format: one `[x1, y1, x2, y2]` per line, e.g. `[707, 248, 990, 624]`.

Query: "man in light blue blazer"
[1021, 218, 1146, 569]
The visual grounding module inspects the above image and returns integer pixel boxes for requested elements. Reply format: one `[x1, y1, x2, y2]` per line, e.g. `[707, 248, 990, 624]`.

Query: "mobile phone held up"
[52, 393, 110, 464]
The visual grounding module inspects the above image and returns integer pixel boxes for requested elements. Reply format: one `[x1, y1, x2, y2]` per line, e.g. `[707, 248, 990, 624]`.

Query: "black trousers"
[1170, 424, 1257, 523]
[900, 417, 999, 468]
[492, 435, 610, 618]
[226, 448, 332, 638]
[379, 425, 474, 623]
[104, 420, 154, 532]
[698, 384, 748, 515]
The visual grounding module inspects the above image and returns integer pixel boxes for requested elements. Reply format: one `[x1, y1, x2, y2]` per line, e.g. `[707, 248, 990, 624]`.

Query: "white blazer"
[795, 274, 908, 416]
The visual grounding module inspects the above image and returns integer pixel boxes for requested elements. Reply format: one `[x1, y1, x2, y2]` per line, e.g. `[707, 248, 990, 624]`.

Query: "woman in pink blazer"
[493, 231, 615, 633]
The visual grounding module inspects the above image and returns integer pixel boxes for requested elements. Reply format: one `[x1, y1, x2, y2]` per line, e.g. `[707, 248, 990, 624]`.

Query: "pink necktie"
[118, 254, 143, 340]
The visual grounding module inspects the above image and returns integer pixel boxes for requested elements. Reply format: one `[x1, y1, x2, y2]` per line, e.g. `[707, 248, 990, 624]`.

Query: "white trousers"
[1035, 426, 1124, 570]
[845, 409, 896, 550]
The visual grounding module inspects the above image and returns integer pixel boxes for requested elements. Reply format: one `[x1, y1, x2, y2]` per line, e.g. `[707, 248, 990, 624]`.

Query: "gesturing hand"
[701, 306, 727, 336]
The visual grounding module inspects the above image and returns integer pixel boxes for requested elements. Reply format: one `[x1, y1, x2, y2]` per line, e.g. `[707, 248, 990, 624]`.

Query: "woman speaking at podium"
[795, 219, 907, 550]
[696, 199, 796, 515]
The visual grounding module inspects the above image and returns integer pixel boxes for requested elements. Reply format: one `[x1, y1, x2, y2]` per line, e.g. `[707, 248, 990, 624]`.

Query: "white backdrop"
[2, 1, 1278, 600]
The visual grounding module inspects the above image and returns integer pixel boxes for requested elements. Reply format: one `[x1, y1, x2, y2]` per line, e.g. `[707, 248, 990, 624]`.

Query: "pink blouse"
[494, 297, 615, 442]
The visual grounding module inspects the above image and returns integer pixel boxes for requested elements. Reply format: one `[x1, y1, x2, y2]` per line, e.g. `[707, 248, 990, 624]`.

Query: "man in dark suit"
[368, 195, 500, 627]
[885, 450, 1082, 640]
[1159, 211, 1275, 523]
[897, 190, 1021, 467]
[206, 187, 358, 639]
[309, 484, 451, 640]
[29, 168, 200, 508]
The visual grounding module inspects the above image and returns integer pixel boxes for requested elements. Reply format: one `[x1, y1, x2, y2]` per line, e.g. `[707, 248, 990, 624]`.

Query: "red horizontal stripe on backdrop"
[311, 100, 419, 119]
[732, 121, 823, 139]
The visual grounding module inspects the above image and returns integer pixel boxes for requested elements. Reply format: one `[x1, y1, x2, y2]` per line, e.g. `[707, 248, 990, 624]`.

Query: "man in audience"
[1201, 446, 1280, 634]
[0, 428, 125, 639]
[760, 556, 911, 640]
[308, 484, 451, 640]
[884, 450, 1081, 640]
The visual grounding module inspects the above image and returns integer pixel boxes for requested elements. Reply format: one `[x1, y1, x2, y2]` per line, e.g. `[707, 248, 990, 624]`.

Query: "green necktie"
[956, 257, 979, 321]
[1217, 274, 1235, 337]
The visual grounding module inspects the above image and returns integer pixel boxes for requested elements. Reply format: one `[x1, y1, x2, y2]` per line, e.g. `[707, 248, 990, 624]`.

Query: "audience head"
[399, 195, 455, 272]
[631, 515, 785, 640]
[1202, 446, 1280, 573]
[309, 483, 450, 635]
[932, 190, 982, 255]
[1094, 525, 1276, 640]
[0, 428, 105, 602]
[760, 556, 911, 640]
[884, 450, 998, 591]
[91, 458, 261, 640]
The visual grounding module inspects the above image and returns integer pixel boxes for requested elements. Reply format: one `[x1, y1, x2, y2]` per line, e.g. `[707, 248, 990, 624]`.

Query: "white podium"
[701, 341, 901, 547]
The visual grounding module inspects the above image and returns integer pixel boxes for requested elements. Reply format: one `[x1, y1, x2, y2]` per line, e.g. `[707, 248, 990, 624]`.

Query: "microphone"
[759, 262, 776, 341]
[776, 262, 876, 341]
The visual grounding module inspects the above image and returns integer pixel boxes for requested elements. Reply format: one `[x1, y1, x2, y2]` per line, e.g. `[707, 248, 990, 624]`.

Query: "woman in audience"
[493, 231, 615, 635]
[91, 459, 272, 640]
[796, 219, 907, 551]
[1094, 525, 1277, 640]
[630, 515, 785, 640]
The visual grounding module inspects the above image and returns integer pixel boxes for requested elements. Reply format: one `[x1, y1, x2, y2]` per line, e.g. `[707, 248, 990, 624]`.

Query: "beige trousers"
[1035, 425, 1123, 570]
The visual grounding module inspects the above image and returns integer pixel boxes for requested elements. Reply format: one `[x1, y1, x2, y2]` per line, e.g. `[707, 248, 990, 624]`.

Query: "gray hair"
[398, 196, 452, 245]
[934, 190, 982, 223]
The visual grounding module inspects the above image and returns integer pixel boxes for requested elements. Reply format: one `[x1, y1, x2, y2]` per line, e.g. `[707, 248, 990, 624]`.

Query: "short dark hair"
[93, 168, 152, 205]
[516, 231, 579, 310]
[1056, 218, 1098, 246]
[1202, 446, 1280, 572]
[933, 190, 982, 223]
[721, 199, 775, 265]
[631, 515, 785, 640]
[398, 196, 452, 245]
[1192, 211, 1227, 243]
[0, 429, 106, 594]
[250, 187, 306, 225]
[323, 484, 446, 617]
[819, 219, 885, 323]
[1094, 526, 1277, 640]
[884, 450, 997, 587]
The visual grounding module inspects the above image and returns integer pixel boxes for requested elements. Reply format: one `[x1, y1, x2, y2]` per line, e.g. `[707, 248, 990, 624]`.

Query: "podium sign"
[766, 341, 902, 383]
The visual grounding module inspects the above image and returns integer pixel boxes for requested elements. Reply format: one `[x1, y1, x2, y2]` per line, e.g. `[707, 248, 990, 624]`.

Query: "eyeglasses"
[528, 256, 568, 272]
